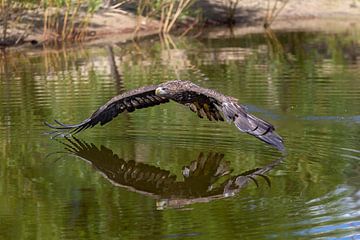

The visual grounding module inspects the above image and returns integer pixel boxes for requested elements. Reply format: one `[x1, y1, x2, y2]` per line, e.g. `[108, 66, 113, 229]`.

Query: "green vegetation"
[42, 0, 101, 41]
[1, 0, 293, 44]
[0, 0, 102, 43]
[0, 0, 197, 43]
[135, 0, 196, 34]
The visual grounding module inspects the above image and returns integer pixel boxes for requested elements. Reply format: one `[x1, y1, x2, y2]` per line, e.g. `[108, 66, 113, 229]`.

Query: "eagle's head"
[155, 86, 171, 97]
[155, 80, 192, 99]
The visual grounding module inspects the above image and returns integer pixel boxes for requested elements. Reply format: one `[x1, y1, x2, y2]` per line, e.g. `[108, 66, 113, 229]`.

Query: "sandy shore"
[2, 0, 360, 48]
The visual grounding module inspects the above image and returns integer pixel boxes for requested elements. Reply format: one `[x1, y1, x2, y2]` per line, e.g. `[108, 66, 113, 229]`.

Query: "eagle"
[45, 80, 285, 151]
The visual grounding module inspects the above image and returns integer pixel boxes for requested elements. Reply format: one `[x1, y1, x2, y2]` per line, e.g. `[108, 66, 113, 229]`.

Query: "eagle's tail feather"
[44, 119, 92, 138]
[44, 119, 91, 130]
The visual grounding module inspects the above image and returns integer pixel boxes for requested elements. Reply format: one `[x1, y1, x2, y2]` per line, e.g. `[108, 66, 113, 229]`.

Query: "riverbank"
[1, 0, 360, 48]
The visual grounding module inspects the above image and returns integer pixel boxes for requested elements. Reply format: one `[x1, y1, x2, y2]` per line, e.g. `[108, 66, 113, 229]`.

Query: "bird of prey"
[45, 80, 285, 151]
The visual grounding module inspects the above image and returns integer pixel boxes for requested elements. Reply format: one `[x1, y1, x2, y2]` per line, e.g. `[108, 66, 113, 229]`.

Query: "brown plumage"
[45, 80, 285, 151]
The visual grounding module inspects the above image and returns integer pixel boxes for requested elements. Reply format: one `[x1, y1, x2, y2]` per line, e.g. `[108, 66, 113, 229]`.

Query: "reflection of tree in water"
[107, 45, 124, 94]
[264, 27, 289, 64]
[59, 137, 283, 209]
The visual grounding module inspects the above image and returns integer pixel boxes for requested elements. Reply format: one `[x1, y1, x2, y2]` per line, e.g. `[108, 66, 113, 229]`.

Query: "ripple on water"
[1, 31, 360, 239]
[292, 186, 360, 238]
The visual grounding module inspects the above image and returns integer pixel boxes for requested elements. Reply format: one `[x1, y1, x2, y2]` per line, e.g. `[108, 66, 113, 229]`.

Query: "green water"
[0, 31, 359, 239]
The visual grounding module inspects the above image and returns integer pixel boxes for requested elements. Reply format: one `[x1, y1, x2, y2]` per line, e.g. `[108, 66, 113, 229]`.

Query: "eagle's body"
[46, 80, 285, 151]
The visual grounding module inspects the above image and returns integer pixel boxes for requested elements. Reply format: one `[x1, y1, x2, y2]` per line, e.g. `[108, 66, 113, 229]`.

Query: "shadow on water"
[51, 137, 284, 210]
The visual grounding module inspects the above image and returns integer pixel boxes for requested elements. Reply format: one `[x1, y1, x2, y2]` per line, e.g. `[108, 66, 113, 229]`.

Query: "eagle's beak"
[155, 87, 167, 96]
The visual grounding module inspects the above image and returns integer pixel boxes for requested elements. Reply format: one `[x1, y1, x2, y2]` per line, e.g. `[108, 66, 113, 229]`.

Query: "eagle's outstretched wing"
[158, 81, 285, 152]
[45, 80, 285, 151]
[45, 84, 169, 135]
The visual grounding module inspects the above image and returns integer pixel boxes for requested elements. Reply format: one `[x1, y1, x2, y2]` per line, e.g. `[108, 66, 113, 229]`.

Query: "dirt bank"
[1, 0, 360, 48]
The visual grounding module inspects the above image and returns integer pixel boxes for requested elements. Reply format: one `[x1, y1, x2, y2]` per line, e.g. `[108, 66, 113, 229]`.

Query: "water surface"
[0, 30, 359, 239]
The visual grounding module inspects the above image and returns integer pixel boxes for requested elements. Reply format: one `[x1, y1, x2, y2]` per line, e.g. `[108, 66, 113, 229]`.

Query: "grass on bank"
[1, 0, 290, 44]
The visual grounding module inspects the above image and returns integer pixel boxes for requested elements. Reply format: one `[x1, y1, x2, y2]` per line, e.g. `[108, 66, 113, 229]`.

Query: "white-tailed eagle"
[45, 80, 285, 151]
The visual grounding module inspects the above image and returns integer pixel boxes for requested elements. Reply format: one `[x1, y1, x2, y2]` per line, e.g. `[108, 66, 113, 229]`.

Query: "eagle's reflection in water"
[59, 137, 283, 209]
